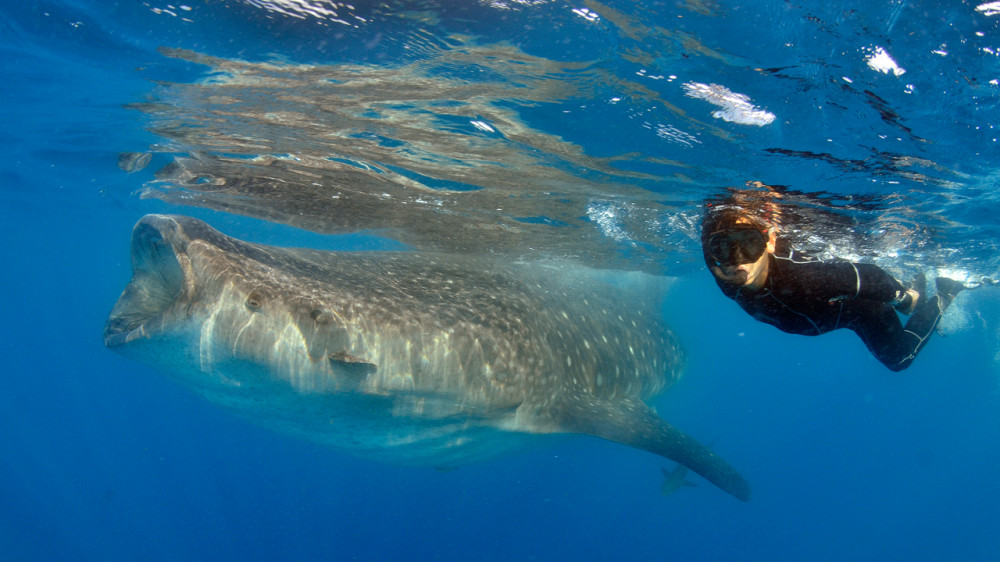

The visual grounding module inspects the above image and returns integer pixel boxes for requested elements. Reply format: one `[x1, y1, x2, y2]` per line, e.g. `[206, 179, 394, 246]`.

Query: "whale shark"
[104, 214, 750, 501]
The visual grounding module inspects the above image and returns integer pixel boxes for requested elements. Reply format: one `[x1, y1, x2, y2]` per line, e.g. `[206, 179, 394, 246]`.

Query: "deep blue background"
[3, 1, 1000, 560]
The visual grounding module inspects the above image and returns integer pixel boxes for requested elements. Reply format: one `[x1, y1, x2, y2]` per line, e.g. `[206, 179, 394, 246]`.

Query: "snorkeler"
[701, 190, 964, 372]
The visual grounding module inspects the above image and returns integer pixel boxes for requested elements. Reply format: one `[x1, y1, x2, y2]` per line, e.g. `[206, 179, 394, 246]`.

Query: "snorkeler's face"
[707, 225, 776, 289]
[708, 226, 768, 267]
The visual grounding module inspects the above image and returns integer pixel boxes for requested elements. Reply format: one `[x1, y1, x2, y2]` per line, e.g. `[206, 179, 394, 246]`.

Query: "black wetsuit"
[715, 240, 951, 371]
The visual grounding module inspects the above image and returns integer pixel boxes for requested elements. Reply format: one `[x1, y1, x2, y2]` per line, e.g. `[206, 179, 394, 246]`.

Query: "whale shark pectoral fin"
[327, 352, 377, 379]
[541, 394, 751, 502]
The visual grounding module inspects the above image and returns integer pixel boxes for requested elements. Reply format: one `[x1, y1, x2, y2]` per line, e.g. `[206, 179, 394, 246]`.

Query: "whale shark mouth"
[104, 216, 188, 347]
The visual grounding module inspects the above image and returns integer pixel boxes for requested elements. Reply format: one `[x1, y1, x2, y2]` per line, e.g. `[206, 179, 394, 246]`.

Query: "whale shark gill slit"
[328, 352, 378, 379]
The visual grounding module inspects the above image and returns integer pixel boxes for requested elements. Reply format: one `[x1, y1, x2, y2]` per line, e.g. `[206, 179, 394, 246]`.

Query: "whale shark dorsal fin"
[327, 352, 377, 378]
[537, 394, 750, 501]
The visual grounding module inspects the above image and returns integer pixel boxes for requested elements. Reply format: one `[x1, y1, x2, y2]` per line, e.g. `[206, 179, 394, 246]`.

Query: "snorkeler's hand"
[892, 288, 920, 315]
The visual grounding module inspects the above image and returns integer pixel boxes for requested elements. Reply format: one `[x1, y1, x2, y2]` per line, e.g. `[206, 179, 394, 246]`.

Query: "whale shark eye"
[245, 291, 265, 311]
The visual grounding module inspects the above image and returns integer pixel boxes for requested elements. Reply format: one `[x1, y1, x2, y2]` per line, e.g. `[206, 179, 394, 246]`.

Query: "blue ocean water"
[3, 0, 1000, 560]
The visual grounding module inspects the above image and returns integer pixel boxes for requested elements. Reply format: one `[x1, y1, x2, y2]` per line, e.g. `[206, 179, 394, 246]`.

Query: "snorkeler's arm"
[793, 260, 903, 303]
[852, 263, 906, 301]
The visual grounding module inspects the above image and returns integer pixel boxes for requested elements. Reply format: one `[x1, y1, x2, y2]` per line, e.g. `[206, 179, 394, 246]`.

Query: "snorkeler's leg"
[904, 277, 963, 333]
[847, 304, 916, 372]
[886, 278, 964, 369]
[848, 277, 962, 372]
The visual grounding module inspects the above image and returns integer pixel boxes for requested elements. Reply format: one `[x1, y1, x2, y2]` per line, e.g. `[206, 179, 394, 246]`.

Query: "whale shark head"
[105, 214, 359, 395]
[105, 214, 750, 501]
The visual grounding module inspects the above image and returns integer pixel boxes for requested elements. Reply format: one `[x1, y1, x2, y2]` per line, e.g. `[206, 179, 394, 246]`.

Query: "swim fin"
[935, 277, 965, 304]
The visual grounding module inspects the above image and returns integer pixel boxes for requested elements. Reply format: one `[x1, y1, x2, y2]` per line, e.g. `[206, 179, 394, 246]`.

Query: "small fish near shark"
[661, 464, 697, 496]
[103, 214, 751, 501]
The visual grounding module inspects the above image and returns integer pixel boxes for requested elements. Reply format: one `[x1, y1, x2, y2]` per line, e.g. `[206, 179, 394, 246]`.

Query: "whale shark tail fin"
[536, 395, 751, 502]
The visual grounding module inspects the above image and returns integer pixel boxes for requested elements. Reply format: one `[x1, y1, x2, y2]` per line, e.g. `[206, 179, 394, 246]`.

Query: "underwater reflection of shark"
[104, 214, 751, 501]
